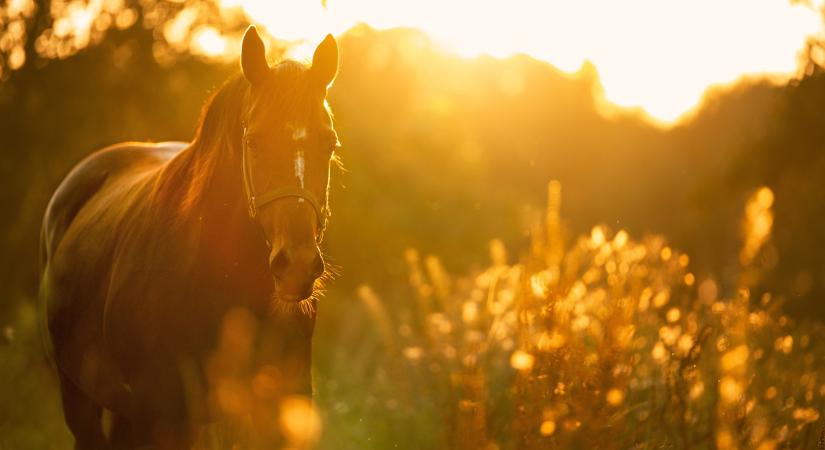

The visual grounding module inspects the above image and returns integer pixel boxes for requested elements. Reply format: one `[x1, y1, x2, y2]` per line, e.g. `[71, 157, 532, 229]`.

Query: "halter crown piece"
[241, 120, 329, 242]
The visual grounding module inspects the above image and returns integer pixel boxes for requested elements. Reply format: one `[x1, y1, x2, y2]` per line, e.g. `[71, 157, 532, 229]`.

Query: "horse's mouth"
[270, 273, 327, 316]
[271, 283, 318, 316]
[276, 292, 311, 303]
[272, 278, 316, 303]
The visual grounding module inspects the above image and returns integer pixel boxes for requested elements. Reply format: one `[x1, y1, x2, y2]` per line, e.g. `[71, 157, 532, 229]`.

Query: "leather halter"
[241, 121, 329, 242]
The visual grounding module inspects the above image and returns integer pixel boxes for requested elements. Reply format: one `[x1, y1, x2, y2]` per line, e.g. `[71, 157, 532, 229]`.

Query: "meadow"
[5, 181, 824, 450]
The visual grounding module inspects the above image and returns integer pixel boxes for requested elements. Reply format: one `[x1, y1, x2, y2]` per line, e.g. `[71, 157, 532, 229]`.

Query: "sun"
[222, 0, 824, 126]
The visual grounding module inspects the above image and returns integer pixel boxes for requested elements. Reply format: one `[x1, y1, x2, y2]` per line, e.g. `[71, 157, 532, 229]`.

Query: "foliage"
[0, 0, 251, 80]
[0, 299, 71, 449]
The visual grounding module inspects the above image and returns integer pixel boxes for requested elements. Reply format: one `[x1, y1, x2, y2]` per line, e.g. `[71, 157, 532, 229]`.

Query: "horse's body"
[42, 139, 314, 447]
[40, 28, 338, 449]
[42, 141, 192, 413]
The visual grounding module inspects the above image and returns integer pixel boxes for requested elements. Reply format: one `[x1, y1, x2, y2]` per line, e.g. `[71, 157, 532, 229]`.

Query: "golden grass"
[360, 182, 825, 449]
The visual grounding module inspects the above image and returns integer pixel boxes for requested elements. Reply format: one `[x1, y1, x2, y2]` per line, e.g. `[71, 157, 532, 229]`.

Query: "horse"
[38, 26, 340, 449]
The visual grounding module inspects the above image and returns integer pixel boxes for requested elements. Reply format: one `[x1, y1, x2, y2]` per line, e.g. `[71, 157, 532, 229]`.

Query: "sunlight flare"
[192, 26, 228, 56]
[223, 0, 824, 125]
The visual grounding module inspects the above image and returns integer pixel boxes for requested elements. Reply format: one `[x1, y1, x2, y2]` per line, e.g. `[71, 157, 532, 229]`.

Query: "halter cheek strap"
[241, 121, 329, 241]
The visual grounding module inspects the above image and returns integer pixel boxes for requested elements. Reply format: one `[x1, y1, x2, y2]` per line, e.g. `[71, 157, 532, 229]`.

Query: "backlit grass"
[332, 181, 825, 450]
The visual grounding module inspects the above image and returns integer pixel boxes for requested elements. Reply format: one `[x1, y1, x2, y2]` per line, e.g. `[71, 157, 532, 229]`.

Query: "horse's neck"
[201, 148, 245, 219]
[189, 141, 271, 294]
[191, 140, 259, 248]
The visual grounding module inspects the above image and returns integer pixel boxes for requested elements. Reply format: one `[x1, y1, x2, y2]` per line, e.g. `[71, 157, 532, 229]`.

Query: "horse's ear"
[241, 25, 269, 86]
[311, 34, 338, 89]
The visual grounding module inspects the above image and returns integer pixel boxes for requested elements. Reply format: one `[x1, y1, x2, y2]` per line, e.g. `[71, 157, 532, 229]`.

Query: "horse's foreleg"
[149, 422, 195, 450]
[58, 374, 110, 450]
[109, 413, 144, 450]
[130, 366, 196, 450]
[108, 412, 194, 450]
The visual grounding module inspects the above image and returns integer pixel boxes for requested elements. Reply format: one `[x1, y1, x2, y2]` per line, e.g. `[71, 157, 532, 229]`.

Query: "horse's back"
[39, 141, 186, 408]
[41, 142, 185, 264]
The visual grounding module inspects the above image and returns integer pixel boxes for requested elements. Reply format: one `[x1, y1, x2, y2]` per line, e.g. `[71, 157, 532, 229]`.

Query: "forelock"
[250, 60, 315, 116]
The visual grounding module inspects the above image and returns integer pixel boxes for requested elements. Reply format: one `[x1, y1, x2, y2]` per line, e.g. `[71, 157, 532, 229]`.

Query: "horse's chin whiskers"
[315, 264, 339, 290]
[269, 287, 324, 317]
[270, 297, 315, 316]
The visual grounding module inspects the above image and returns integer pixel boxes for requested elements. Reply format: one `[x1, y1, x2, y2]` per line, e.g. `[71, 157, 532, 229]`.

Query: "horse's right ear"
[241, 25, 269, 86]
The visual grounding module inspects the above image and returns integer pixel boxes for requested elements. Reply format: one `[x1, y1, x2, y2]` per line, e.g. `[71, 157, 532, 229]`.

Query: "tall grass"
[356, 181, 825, 450]
[3, 181, 824, 450]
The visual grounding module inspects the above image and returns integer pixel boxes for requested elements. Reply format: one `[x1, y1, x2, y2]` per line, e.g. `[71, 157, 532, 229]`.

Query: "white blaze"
[291, 125, 307, 190]
[291, 126, 307, 141]
[294, 149, 305, 189]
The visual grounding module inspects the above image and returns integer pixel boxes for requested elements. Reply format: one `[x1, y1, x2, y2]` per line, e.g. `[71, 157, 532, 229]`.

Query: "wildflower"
[462, 301, 479, 324]
[690, 381, 705, 400]
[792, 407, 819, 423]
[403, 346, 424, 361]
[279, 395, 322, 446]
[774, 335, 793, 354]
[591, 226, 606, 247]
[652, 342, 668, 362]
[719, 376, 743, 404]
[721, 345, 749, 372]
[677, 334, 694, 354]
[606, 388, 625, 406]
[536, 331, 566, 351]
[652, 289, 670, 308]
[539, 420, 556, 436]
[510, 350, 534, 371]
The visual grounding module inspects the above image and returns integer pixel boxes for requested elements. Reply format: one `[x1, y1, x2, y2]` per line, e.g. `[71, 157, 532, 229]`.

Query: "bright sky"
[220, 0, 825, 125]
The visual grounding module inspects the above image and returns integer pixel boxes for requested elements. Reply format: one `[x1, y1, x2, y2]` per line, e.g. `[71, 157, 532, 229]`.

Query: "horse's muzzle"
[270, 245, 325, 302]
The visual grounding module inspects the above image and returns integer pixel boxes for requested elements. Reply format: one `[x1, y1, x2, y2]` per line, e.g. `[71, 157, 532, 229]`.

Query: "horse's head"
[239, 26, 339, 304]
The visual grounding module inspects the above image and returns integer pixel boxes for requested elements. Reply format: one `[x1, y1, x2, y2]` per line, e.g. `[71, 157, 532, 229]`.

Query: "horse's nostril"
[269, 249, 290, 277]
[270, 247, 324, 283]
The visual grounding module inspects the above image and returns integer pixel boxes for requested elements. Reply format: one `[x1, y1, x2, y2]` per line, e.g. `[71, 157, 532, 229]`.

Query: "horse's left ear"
[311, 34, 338, 88]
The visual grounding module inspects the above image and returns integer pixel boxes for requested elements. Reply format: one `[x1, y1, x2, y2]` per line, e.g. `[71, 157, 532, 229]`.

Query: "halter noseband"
[241, 120, 329, 242]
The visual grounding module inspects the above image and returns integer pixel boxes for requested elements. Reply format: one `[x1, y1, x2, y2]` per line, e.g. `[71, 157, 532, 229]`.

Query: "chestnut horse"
[39, 26, 339, 449]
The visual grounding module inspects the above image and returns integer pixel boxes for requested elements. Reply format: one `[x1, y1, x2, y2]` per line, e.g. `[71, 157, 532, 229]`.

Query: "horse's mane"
[153, 60, 312, 214]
